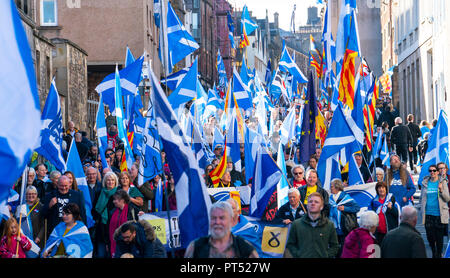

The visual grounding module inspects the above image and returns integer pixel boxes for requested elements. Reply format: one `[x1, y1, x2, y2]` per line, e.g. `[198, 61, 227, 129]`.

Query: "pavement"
[411, 172, 449, 258]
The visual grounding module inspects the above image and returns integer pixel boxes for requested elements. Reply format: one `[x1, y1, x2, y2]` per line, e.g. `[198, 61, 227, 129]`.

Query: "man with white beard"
[184, 201, 259, 258]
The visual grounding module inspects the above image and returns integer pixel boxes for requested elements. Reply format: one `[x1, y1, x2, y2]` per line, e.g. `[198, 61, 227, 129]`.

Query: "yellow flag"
[261, 226, 289, 256]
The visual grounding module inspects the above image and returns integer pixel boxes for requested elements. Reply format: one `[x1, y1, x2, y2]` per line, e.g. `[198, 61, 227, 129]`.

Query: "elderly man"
[44, 170, 61, 195]
[285, 192, 339, 258]
[41, 175, 87, 233]
[33, 163, 48, 200]
[390, 117, 413, 163]
[75, 132, 89, 162]
[85, 167, 102, 209]
[381, 206, 427, 258]
[291, 165, 306, 188]
[184, 201, 259, 258]
[299, 169, 329, 216]
[276, 188, 306, 225]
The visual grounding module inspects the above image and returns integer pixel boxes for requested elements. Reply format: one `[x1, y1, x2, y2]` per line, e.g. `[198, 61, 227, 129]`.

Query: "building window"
[40, 0, 57, 26]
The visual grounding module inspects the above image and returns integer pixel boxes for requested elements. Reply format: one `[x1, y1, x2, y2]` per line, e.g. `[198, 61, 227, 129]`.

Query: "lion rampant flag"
[315, 109, 327, 148]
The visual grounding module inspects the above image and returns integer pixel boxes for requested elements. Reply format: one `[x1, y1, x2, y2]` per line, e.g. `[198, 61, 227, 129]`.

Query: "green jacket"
[285, 213, 339, 258]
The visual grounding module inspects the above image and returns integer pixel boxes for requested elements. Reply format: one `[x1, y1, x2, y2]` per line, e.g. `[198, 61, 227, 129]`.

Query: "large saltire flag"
[43, 221, 93, 258]
[95, 94, 109, 170]
[279, 44, 308, 84]
[168, 59, 198, 118]
[148, 65, 211, 248]
[66, 140, 95, 228]
[217, 49, 228, 90]
[321, 2, 336, 80]
[0, 0, 42, 204]
[241, 5, 258, 36]
[35, 79, 66, 172]
[227, 12, 236, 49]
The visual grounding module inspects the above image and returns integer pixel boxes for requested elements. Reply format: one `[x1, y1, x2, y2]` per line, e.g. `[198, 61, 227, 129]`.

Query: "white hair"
[288, 188, 300, 197]
[359, 210, 379, 229]
[291, 164, 305, 176]
[26, 185, 38, 195]
[210, 201, 234, 219]
[395, 117, 403, 125]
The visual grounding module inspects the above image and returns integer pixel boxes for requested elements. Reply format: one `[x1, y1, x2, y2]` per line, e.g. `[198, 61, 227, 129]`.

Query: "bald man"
[381, 206, 427, 258]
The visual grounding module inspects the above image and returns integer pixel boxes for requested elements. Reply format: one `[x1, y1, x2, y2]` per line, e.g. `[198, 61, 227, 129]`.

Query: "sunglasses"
[294, 172, 303, 175]
[429, 169, 438, 173]
[438, 168, 446, 170]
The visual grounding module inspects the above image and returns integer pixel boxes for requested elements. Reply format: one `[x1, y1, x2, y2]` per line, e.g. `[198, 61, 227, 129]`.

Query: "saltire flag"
[213, 126, 225, 151]
[149, 66, 211, 248]
[240, 58, 251, 88]
[269, 67, 288, 102]
[380, 134, 390, 168]
[279, 106, 297, 146]
[95, 56, 144, 114]
[204, 88, 224, 123]
[43, 221, 93, 258]
[66, 139, 95, 228]
[372, 129, 384, 161]
[321, 2, 336, 79]
[299, 72, 318, 164]
[217, 49, 228, 90]
[330, 68, 340, 111]
[348, 68, 366, 148]
[227, 12, 236, 49]
[276, 143, 290, 209]
[232, 67, 253, 111]
[125, 46, 136, 67]
[265, 59, 272, 86]
[114, 66, 134, 171]
[241, 5, 258, 36]
[160, 67, 188, 91]
[162, 1, 199, 75]
[335, 0, 360, 62]
[337, 0, 360, 110]
[317, 104, 361, 190]
[310, 35, 323, 79]
[167, 59, 198, 118]
[0, 0, 42, 204]
[418, 110, 449, 186]
[134, 101, 164, 185]
[239, 24, 250, 49]
[279, 44, 308, 84]
[249, 147, 282, 218]
[95, 94, 109, 170]
[244, 126, 264, 184]
[226, 111, 243, 172]
[35, 79, 66, 172]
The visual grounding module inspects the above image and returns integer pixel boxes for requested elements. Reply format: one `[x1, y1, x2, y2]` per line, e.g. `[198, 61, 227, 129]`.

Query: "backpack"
[341, 211, 359, 236]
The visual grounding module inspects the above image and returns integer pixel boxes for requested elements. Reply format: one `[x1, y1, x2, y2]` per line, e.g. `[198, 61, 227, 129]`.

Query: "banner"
[344, 182, 377, 218]
[207, 186, 251, 205]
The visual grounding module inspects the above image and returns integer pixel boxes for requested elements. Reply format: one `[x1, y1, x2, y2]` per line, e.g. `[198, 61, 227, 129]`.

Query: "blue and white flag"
[241, 5, 258, 36]
[418, 110, 449, 186]
[321, 2, 336, 79]
[95, 56, 144, 114]
[66, 140, 95, 228]
[227, 12, 236, 49]
[95, 94, 108, 170]
[279, 107, 297, 146]
[217, 49, 228, 89]
[0, 0, 42, 203]
[227, 111, 242, 172]
[160, 67, 188, 91]
[244, 126, 264, 184]
[335, 0, 360, 61]
[276, 143, 289, 209]
[134, 103, 164, 185]
[380, 134, 390, 168]
[154, 178, 163, 212]
[125, 46, 136, 67]
[279, 45, 308, 84]
[148, 65, 211, 248]
[250, 147, 282, 218]
[43, 221, 93, 258]
[35, 79, 66, 172]
[168, 59, 198, 118]
[213, 126, 225, 151]
[232, 68, 253, 111]
[265, 59, 272, 86]
[269, 67, 288, 102]
[164, 1, 200, 74]
[153, 0, 161, 28]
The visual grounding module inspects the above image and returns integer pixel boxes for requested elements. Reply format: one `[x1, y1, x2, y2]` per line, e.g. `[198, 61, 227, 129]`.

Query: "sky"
[232, 0, 323, 31]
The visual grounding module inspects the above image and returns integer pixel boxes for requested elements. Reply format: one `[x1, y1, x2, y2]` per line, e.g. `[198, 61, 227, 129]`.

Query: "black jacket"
[381, 222, 427, 258]
[275, 201, 306, 223]
[407, 122, 422, 146]
[390, 124, 413, 146]
[113, 220, 167, 258]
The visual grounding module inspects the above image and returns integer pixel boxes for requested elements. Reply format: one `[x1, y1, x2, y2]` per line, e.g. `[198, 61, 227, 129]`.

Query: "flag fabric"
[153, 0, 161, 28]
[95, 94, 109, 170]
[148, 66, 211, 248]
[279, 45, 308, 84]
[134, 100, 164, 185]
[42, 221, 93, 258]
[164, 1, 199, 74]
[160, 67, 189, 91]
[95, 56, 144, 114]
[239, 24, 250, 49]
[265, 59, 272, 86]
[418, 110, 449, 186]
[217, 49, 228, 90]
[348, 69, 366, 147]
[241, 5, 258, 36]
[310, 35, 323, 79]
[35, 79, 66, 172]
[249, 147, 282, 218]
[125, 46, 136, 67]
[335, 0, 360, 62]
[276, 143, 290, 209]
[279, 107, 297, 146]
[244, 126, 264, 184]
[213, 126, 225, 151]
[210, 138, 228, 187]
[0, 0, 42, 204]
[379, 66, 394, 98]
[66, 140, 95, 228]
[227, 12, 236, 49]
[227, 112, 242, 172]
[380, 133, 390, 168]
[316, 108, 327, 148]
[154, 178, 163, 212]
[321, 2, 336, 79]
[232, 68, 253, 111]
[168, 59, 198, 117]
[114, 66, 134, 171]
[299, 72, 318, 164]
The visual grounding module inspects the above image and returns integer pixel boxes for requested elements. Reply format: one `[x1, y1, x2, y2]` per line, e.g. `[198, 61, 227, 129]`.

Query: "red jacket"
[0, 235, 31, 258]
[341, 228, 377, 258]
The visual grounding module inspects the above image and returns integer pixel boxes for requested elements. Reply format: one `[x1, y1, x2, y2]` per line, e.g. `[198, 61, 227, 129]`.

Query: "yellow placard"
[261, 226, 289, 255]
[147, 218, 166, 245]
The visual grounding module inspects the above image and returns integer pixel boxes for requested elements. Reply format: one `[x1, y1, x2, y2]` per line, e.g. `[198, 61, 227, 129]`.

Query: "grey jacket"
[420, 176, 450, 224]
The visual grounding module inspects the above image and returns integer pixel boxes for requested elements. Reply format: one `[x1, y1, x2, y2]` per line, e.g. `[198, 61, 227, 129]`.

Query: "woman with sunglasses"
[420, 164, 450, 258]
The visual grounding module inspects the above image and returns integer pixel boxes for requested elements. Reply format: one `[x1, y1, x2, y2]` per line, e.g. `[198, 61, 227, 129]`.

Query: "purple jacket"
[341, 228, 377, 258]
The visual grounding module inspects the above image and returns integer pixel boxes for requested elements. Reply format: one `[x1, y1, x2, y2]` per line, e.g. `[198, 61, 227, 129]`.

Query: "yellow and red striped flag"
[338, 49, 358, 110]
[209, 138, 228, 187]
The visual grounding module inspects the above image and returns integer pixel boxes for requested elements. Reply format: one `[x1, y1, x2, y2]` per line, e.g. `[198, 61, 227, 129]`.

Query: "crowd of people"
[0, 98, 448, 259]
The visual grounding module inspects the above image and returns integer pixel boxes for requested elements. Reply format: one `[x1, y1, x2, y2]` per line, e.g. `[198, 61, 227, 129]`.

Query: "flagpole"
[158, 0, 175, 257]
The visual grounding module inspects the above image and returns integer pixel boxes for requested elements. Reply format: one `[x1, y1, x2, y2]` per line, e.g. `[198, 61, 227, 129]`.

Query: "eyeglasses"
[429, 169, 438, 173]
[294, 172, 303, 176]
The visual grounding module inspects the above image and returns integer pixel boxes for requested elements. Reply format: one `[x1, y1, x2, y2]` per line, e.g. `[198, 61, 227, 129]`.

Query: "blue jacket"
[388, 169, 416, 207]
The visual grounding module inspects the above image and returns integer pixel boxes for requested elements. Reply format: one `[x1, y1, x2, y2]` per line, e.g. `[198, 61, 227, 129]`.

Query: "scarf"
[329, 192, 355, 229]
[375, 193, 393, 215]
[109, 204, 129, 257]
[95, 187, 118, 224]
